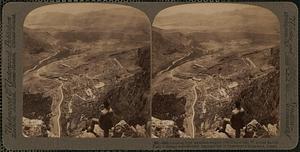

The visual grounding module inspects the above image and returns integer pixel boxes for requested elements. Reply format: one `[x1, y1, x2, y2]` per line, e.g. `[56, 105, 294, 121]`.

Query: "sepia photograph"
[1, 1, 299, 150]
[151, 4, 280, 138]
[22, 4, 151, 138]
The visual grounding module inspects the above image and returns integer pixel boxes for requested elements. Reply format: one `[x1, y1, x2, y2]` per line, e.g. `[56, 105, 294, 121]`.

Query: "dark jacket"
[99, 108, 113, 130]
[230, 108, 245, 130]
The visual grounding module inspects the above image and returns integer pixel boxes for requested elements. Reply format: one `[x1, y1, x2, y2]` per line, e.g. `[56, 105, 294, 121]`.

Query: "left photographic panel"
[22, 4, 151, 138]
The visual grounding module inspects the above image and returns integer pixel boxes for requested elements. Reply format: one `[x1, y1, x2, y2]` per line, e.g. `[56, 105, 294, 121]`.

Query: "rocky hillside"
[23, 42, 150, 137]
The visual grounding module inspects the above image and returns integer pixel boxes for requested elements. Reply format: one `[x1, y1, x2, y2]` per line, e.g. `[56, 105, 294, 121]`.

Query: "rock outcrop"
[202, 119, 279, 138]
[112, 120, 146, 138]
[151, 117, 190, 138]
[23, 117, 47, 137]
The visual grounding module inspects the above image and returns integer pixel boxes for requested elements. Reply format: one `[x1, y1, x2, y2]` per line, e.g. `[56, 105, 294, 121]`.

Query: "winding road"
[23, 51, 58, 76]
[156, 51, 193, 77]
[190, 82, 198, 138]
[56, 82, 64, 137]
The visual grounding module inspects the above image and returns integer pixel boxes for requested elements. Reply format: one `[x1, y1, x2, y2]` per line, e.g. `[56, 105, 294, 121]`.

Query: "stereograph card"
[1, 0, 298, 150]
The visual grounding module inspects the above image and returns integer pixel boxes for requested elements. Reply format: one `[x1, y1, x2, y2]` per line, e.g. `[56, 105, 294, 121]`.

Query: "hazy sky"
[28, 3, 128, 15]
[153, 3, 279, 34]
[157, 3, 254, 17]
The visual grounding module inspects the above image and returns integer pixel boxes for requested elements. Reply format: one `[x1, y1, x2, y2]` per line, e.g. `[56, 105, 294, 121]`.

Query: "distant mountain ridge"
[154, 6, 279, 35]
[24, 7, 149, 33]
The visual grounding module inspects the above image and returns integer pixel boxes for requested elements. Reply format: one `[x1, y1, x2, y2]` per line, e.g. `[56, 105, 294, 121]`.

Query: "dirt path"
[74, 94, 87, 101]
[24, 52, 58, 76]
[56, 82, 64, 137]
[113, 58, 124, 69]
[190, 81, 198, 138]
[156, 51, 193, 77]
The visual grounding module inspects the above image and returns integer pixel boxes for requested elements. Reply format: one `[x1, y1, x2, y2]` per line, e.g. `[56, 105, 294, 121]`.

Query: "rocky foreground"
[151, 117, 278, 138]
[23, 118, 148, 138]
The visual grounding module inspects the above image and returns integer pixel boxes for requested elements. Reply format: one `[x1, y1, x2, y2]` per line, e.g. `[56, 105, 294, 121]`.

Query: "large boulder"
[244, 119, 279, 138]
[23, 117, 47, 137]
[76, 131, 97, 138]
[151, 117, 189, 138]
[151, 117, 175, 138]
[112, 120, 144, 138]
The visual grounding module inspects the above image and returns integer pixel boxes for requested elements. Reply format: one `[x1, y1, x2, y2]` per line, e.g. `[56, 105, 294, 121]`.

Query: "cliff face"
[236, 70, 279, 124]
[105, 47, 151, 126]
[23, 93, 52, 123]
[152, 93, 186, 131]
[23, 93, 52, 137]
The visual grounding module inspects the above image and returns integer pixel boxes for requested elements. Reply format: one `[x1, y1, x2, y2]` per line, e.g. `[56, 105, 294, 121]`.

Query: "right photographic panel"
[151, 4, 280, 138]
